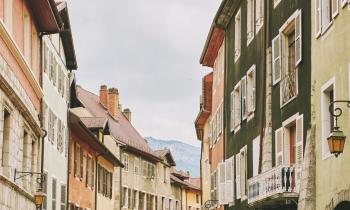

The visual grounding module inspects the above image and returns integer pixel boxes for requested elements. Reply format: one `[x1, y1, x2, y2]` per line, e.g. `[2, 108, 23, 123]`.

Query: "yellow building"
[185, 178, 201, 210]
[312, 1, 350, 210]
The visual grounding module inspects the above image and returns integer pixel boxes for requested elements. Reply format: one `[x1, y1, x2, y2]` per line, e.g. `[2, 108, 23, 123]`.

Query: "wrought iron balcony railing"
[247, 165, 301, 206]
[281, 69, 297, 105]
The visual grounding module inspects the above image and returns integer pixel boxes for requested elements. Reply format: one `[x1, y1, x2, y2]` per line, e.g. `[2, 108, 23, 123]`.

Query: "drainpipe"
[66, 70, 72, 209]
[119, 145, 127, 210]
[39, 33, 45, 210]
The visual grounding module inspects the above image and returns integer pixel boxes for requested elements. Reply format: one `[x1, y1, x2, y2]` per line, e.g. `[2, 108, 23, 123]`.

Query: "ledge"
[0, 174, 35, 203]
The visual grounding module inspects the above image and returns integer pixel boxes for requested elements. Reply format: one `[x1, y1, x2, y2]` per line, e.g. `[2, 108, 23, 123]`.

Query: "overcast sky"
[68, 1, 221, 146]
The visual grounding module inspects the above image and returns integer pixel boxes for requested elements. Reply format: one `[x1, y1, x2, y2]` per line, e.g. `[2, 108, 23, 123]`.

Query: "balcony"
[247, 165, 301, 207]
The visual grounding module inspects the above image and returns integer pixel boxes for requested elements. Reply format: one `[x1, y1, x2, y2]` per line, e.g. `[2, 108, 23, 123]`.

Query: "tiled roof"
[76, 86, 159, 159]
[171, 167, 189, 178]
[188, 178, 201, 188]
[153, 149, 176, 166]
[80, 117, 107, 129]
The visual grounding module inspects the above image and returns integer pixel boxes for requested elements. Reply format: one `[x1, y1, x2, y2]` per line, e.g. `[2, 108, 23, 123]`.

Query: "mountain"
[145, 137, 200, 177]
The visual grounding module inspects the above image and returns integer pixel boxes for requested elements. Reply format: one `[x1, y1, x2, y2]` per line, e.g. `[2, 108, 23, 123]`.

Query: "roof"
[80, 117, 107, 129]
[69, 111, 123, 167]
[76, 86, 161, 161]
[171, 167, 189, 179]
[56, 1, 78, 70]
[195, 73, 213, 140]
[170, 174, 188, 186]
[199, 0, 236, 67]
[188, 178, 201, 188]
[153, 149, 176, 166]
[28, 0, 63, 33]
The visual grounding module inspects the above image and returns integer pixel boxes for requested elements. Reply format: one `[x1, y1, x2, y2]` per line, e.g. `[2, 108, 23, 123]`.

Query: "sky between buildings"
[68, 0, 221, 146]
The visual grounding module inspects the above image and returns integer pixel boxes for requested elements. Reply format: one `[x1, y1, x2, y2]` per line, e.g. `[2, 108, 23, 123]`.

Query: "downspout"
[119, 145, 127, 210]
[39, 33, 45, 210]
[66, 70, 72, 209]
[258, 0, 270, 174]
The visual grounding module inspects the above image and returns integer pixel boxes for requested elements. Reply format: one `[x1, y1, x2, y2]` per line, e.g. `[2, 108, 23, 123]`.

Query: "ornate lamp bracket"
[329, 100, 350, 129]
[14, 168, 44, 185]
[204, 200, 218, 209]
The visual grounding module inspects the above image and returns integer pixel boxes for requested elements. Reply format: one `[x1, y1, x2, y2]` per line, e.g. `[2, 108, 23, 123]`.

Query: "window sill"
[280, 95, 297, 109]
[321, 22, 334, 37]
[234, 54, 240, 63]
[233, 125, 241, 133]
[247, 112, 255, 122]
[247, 36, 254, 46]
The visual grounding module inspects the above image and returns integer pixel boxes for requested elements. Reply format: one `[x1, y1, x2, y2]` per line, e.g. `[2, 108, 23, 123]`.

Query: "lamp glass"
[327, 129, 346, 157]
[34, 192, 45, 207]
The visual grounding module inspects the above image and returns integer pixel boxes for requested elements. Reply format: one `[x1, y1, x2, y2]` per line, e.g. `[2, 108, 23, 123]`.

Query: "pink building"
[0, 1, 62, 209]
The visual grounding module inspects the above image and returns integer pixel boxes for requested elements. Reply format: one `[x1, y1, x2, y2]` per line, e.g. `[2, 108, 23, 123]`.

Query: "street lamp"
[328, 100, 350, 157]
[34, 191, 45, 209]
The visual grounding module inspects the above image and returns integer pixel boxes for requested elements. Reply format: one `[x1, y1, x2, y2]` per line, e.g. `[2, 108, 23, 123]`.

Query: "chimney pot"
[123, 108, 131, 122]
[99, 85, 108, 108]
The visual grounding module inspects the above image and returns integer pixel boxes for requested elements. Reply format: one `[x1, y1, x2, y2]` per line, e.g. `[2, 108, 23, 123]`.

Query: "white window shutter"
[240, 147, 247, 198]
[218, 162, 226, 205]
[332, 0, 339, 18]
[341, 0, 348, 7]
[252, 137, 260, 177]
[295, 10, 302, 66]
[296, 115, 304, 165]
[275, 128, 283, 166]
[272, 34, 281, 84]
[251, 68, 256, 112]
[225, 158, 233, 204]
[241, 76, 247, 120]
[322, 0, 331, 30]
[235, 154, 241, 199]
[255, 0, 264, 32]
[315, 0, 322, 37]
[230, 91, 235, 131]
[231, 156, 235, 202]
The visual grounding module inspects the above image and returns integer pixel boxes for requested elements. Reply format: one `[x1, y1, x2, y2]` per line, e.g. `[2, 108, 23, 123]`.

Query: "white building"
[41, 2, 77, 210]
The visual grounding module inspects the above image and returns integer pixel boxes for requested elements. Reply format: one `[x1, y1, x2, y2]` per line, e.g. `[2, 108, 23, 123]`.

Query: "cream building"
[312, 1, 350, 210]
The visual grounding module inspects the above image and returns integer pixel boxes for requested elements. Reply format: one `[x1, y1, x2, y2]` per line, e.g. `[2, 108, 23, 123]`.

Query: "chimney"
[107, 87, 119, 117]
[123, 108, 131, 122]
[99, 85, 108, 108]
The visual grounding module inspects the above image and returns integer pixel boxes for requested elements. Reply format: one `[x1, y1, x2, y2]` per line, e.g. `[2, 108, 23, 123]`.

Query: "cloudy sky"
[68, 0, 221, 146]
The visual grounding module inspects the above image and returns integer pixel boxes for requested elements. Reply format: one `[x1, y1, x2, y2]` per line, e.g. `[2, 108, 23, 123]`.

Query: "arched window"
[334, 201, 350, 210]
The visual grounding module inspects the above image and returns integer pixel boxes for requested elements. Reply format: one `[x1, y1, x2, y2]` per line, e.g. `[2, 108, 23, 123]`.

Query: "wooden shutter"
[86, 156, 90, 187]
[230, 91, 234, 131]
[240, 147, 247, 198]
[92, 159, 95, 189]
[296, 115, 304, 165]
[255, 0, 264, 30]
[331, 0, 339, 18]
[295, 10, 302, 66]
[315, 0, 322, 36]
[275, 128, 283, 166]
[225, 157, 234, 204]
[272, 34, 281, 84]
[252, 137, 260, 177]
[235, 154, 241, 199]
[218, 162, 226, 204]
[80, 147, 83, 180]
[74, 143, 77, 177]
[241, 76, 247, 120]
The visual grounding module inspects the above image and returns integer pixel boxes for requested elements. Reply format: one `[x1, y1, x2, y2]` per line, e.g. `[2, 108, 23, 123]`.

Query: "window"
[52, 178, 57, 210]
[316, 0, 339, 37]
[1, 108, 11, 171]
[234, 9, 241, 62]
[275, 114, 304, 166]
[272, 10, 302, 89]
[247, 65, 256, 118]
[23, 11, 31, 63]
[163, 166, 167, 183]
[239, 147, 248, 200]
[22, 130, 29, 173]
[122, 187, 128, 207]
[255, 0, 264, 33]
[74, 143, 83, 180]
[210, 170, 217, 201]
[4, 0, 13, 33]
[42, 172, 48, 210]
[98, 164, 113, 198]
[247, 0, 255, 45]
[132, 190, 138, 209]
[139, 192, 145, 210]
[252, 136, 260, 176]
[123, 153, 129, 171]
[86, 155, 94, 189]
[218, 162, 225, 205]
[60, 185, 67, 210]
[233, 82, 241, 130]
[321, 78, 335, 158]
[134, 158, 139, 175]
[57, 120, 64, 153]
[241, 76, 247, 120]
[225, 156, 234, 204]
[146, 194, 152, 210]
[196, 194, 199, 203]
[142, 160, 147, 177]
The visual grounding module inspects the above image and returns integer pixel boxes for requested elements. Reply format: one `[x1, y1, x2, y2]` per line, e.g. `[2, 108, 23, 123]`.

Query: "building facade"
[312, 1, 350, 210]
[198, 0, 312, 210]
[199, 22, 225, 210]
[195, 72, 212, 208]
[0, 0, 62, 209]
[41, 2, 77, 210]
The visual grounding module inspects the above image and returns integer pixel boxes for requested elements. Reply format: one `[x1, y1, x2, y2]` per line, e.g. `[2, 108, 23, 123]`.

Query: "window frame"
[234, 9, 241, 62]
